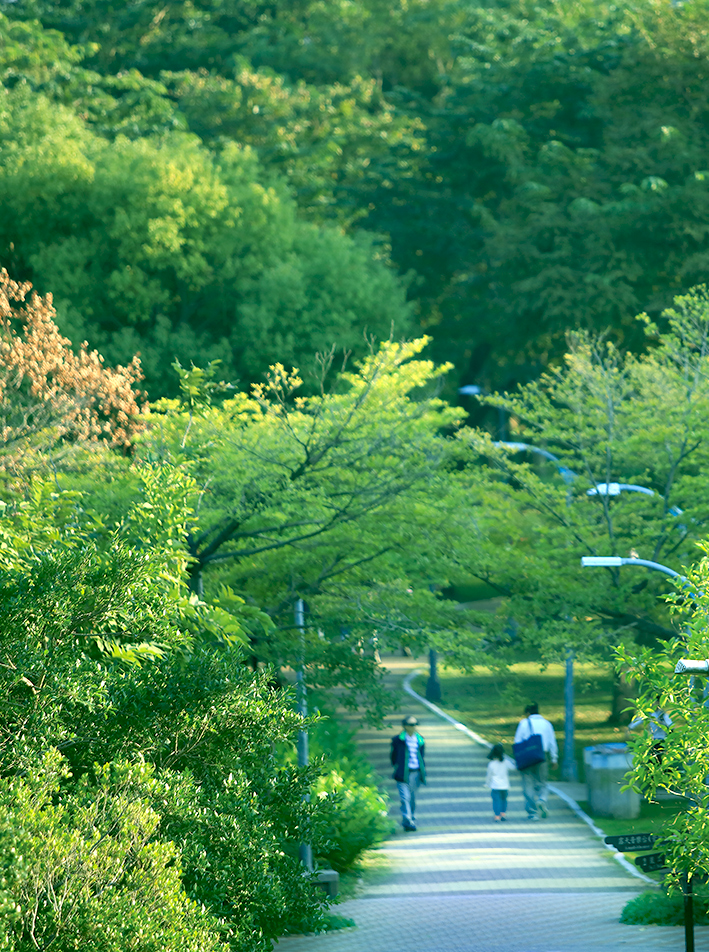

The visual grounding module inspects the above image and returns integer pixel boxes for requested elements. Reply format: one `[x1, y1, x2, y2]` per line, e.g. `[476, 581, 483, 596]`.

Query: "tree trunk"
[608, 669, 636, 724]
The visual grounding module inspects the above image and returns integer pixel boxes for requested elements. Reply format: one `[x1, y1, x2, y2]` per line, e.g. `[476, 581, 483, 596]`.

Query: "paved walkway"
[276, 658, 708, 951]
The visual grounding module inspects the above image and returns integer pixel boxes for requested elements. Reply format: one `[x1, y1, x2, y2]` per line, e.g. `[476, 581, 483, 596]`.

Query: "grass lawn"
[412, 661, 626, 780]
[413, 662, 690, 846]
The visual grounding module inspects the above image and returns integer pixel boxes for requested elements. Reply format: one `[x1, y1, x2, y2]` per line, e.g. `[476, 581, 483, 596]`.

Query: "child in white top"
[485, 743, 511, 821]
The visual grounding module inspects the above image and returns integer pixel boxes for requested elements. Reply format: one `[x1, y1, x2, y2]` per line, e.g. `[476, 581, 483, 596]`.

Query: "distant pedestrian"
[513, 702, 558, 820]
[486, 743, 510, 821]
[391, 715, 426, 831]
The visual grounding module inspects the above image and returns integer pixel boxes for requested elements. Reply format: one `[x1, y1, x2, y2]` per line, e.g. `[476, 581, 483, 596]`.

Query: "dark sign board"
[604, 833, 657, 852]
[635, 852, 669, 873]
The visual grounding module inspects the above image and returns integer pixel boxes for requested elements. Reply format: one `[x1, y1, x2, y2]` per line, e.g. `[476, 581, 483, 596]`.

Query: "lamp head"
[674, 659, 709, 674]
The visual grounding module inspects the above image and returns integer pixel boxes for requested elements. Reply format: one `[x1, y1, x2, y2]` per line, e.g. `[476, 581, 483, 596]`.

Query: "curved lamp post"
[581, 555, 686, 580]
[500, 451, 684, 780]
[493, 441, 577, 485]
[481, 426, 685, 784]
[587, 484, 683, 518]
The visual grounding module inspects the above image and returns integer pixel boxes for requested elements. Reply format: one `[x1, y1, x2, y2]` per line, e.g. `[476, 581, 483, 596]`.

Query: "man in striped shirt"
[391, 715, 427, 831]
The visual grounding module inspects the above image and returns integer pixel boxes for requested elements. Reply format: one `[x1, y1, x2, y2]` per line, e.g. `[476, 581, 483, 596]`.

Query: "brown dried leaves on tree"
[0, 269, 146, 464]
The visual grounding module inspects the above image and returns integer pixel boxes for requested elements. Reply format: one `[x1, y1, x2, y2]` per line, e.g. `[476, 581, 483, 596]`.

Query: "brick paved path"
[276, 658, 708, 952]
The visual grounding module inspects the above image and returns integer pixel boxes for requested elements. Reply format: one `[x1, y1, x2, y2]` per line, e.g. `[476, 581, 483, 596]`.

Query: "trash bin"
[583, 743, 640, 819]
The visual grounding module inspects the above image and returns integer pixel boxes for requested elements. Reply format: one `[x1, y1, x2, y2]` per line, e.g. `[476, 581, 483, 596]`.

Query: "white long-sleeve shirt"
[514, 714, 558, 762]
[486, 758, 511, 790]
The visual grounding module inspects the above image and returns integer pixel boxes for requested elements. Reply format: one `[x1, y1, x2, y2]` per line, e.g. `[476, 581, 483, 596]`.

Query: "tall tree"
[0, 87, 413, 396]
[140, 339, 471, 714]
[0, 269, 145, 472]
[447, 288, 709, 691]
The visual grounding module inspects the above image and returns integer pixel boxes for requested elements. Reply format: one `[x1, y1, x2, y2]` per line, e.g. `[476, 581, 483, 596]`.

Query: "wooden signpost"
[604, 833, 693, 952]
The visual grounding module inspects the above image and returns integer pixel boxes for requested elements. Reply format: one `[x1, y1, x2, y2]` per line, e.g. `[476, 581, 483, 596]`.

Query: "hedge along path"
[275, 656, 708, 952]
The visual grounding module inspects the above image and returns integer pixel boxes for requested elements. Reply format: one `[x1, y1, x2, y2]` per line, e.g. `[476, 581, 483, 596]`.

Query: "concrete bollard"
[314, 869, 339, 897]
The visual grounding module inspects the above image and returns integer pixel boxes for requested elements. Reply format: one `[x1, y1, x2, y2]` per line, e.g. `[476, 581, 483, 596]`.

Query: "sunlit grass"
[412, 661, 625, 778]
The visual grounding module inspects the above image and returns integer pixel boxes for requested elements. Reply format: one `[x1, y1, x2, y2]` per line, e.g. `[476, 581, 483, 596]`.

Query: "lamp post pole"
[561, 649, 578, 781]
[426, 648, 442, 702]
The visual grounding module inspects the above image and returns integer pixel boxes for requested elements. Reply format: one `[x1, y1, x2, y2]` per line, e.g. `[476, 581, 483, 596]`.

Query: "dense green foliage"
[5, 0, 709, 395]
[9, 0, 709, 935]
[307, 718, 393, 874]
[0, 77, 412, 396]
[132, 338, 475, 715]
[0, 460, 394, 951]
[444, 288, 709, 678]
[618, 554, 709, 897]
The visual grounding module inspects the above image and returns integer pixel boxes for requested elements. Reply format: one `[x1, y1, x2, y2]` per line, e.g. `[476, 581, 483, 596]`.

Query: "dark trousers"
[491, 788, 508, 817]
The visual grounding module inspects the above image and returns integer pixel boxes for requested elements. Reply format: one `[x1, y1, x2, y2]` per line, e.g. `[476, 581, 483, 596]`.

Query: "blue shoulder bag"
[513, 717, 545, 770]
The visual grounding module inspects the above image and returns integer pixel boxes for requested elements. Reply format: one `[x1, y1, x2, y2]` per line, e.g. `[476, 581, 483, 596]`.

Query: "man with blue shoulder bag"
[513, 702, 558, 820]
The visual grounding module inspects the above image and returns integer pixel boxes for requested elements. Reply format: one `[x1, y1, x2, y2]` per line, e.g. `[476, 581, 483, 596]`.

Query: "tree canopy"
[135, 338, 472, 715]
[447, 288, 709, 685]
[0, 83, 413, 396]
[6, 1, 709, 396]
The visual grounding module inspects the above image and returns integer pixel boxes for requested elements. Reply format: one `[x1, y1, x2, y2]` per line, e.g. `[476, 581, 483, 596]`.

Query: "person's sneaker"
[526, 815, 540, 821]
[500, 816, 507, 822]
[539, 803, 548, 819]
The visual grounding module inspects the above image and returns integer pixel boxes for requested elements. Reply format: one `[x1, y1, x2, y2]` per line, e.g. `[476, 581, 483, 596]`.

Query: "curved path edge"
[403, 668, 656, 888]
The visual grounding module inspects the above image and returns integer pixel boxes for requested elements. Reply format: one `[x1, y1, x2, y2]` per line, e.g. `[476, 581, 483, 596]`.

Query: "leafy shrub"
[306, 716, 393, 874]
[0, 478, 331, 952]
[0, 751, 223, 952]
[82, 650, 330, 949]
[313, 768, 393, 873]
[621, 889, 709, 926]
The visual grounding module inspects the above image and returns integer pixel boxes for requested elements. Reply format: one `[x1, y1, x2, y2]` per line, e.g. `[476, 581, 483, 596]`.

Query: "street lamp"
[675, 658, 709, 673]
[587, 482, 655, 498]
[586, 484, 683, 517]
[491, 442, 685, 783]
[581, 555, 686, 581]
[493, 441, 577, 485]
